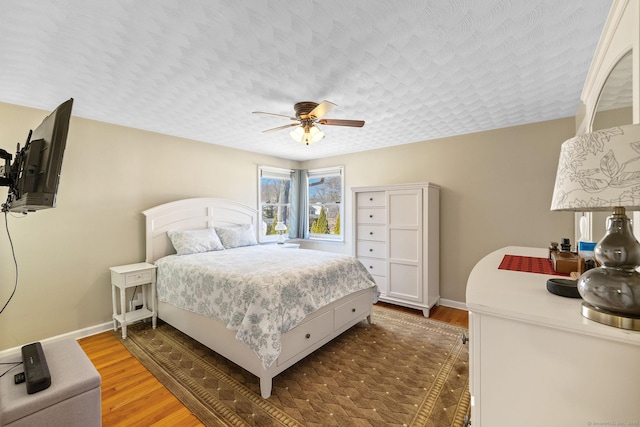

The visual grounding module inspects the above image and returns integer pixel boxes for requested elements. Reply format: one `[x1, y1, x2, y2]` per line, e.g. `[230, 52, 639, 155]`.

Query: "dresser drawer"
[357, 191, 386, 207]
[372, 274, 388, 295]
[278, 310, 333, 364]
[357, 208, 386, 224]
[357, 241, 386, 259]
[357, 225, 386, 242]
[334, 290, 372, 330]
[358, 257, 386, 276]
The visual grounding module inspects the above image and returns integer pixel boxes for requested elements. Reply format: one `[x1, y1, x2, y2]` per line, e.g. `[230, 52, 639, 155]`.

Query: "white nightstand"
[109, 262, 157, 339]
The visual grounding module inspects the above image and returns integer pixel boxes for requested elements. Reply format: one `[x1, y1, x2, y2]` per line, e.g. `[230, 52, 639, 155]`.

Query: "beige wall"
[302, 118, 576, 303]
[0, 101, 576, 350]
[0, 102, 298, 350]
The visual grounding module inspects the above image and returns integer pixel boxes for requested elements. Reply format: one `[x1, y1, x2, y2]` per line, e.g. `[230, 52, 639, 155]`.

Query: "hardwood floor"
[78, 332, 203, 426]
[377, 301, 469, 328]
[78, 303, 467, 426]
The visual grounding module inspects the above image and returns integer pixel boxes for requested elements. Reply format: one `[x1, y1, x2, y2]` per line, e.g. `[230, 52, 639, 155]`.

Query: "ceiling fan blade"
[262, 123, 300, 133]
[318, 118, 365, 127]
[252, 111, 297, 121]
[309, 100, 337, 119]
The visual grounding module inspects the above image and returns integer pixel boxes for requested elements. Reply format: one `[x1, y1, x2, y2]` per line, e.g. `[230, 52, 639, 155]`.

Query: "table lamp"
[551, 124, 640, 330]
[275, 221, 287, 244]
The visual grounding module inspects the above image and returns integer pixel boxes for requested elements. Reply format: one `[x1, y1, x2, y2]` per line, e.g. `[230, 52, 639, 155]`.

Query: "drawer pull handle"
[305, 333, 311, 339]
[369, 197, 373, 201]
[369, 232, 373, 235]
[369, 249, 373, 252]
[351, 308, 356, 313]
[461, 333, 469, 345]
[369, 266, 373, 269]
[369, 214, 373, 218]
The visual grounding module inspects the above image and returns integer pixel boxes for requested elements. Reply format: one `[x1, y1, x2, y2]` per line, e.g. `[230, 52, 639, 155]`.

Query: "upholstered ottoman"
[0, 339, 101, 426]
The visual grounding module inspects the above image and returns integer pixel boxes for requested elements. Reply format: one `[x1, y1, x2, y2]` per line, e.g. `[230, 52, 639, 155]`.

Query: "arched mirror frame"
[574, 0, 639, 244]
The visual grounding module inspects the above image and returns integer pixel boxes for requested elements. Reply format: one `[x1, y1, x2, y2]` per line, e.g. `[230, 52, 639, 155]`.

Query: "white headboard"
[142, 197, 259, 263]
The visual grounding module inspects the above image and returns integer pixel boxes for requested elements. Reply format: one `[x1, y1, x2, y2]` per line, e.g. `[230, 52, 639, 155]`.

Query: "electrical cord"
[0, 361, 23, 378]
[0, 209, 20, 314]
[130, 286, 139, 308]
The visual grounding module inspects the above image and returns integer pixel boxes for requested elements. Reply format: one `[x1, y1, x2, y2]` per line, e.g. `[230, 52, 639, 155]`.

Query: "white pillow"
[167, 228, 225, 255]
[214, 224, 258, 249]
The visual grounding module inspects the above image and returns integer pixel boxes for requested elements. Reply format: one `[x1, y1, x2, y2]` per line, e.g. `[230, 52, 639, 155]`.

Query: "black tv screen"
[5, 98, 73, 213]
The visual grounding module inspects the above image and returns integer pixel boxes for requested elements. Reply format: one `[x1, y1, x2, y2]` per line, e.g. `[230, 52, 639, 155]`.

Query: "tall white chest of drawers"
[352, 182, 440, 316]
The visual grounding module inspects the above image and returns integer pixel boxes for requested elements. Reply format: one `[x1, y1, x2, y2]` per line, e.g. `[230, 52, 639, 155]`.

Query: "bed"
[142, 197, 378, 398]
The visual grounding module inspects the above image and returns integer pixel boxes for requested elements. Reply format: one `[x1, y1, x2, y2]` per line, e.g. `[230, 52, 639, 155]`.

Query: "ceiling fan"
[252, 101, 365, 145]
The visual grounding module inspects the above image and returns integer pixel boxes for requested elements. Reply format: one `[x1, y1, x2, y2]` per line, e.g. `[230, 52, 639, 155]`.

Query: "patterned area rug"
[120, 305, 470, 426]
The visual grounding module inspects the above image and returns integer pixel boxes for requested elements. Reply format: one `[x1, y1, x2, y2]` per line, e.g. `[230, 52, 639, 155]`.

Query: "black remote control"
[21, 342, 51, 394]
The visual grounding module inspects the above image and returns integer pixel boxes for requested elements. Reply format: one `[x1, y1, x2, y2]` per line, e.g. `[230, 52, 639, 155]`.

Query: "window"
[258, 165, 344, 243]
[307, 166, 344, 241]
[258, 166, 292, 243]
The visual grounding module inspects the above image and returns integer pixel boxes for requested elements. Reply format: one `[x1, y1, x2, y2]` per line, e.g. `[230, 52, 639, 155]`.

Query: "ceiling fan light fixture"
[309, 125, 324, 142]
[290, 126, 305, 142]
[257, 100, 362, 145]
[290, 125, 324, 145]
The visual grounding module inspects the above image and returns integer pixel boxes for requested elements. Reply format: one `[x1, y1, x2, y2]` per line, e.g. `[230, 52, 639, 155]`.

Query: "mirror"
[588, 50, 633, 242]
[592, 51, 633, 131]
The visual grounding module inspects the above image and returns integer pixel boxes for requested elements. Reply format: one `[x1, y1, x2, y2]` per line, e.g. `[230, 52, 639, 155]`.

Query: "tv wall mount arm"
[0, 129, 32, 189]
[0, 148, 13, 188]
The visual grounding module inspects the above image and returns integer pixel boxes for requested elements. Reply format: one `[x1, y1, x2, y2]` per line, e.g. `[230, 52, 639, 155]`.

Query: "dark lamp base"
[581, 302, 640, 331]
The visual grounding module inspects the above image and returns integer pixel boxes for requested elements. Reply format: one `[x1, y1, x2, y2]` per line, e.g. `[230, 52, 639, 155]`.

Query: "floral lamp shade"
[551, 123, 640, 331]
[551, 124, 640, 211]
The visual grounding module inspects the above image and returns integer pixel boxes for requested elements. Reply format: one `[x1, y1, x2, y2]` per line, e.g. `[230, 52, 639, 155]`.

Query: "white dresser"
[466, 246, 640, 427]
[352, 182, 439, 316]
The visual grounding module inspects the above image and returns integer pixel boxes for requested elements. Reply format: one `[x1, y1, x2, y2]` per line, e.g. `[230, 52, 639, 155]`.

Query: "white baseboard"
[0, 321, 113, 359]
[438, 298, 468, 311]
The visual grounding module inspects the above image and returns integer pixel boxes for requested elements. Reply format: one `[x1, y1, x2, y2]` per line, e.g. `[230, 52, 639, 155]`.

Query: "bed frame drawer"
[334, 290, 372, 331]
[278, 311, 333, 364]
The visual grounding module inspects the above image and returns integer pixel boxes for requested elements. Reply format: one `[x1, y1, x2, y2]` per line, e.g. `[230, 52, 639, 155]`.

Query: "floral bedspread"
[155, 245, 379, 368]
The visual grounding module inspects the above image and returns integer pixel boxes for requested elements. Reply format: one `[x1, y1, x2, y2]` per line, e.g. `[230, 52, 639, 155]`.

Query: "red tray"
[498, 255, 568, 276]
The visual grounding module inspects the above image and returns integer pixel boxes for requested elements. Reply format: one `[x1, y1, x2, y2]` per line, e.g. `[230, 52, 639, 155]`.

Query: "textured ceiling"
[0, 1, 611, 161]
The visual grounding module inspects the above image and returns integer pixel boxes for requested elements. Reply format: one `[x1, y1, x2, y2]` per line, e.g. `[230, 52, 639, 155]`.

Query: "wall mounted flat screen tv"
[2, 98, 73, 213]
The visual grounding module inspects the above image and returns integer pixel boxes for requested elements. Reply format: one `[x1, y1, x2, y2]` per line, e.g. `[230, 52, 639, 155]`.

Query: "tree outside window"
[259, 167, 292, 242]
[308, 167, 343, 240]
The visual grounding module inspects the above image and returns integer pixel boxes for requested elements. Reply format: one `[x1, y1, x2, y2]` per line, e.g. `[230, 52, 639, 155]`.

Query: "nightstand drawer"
[125, 270, 153, 285]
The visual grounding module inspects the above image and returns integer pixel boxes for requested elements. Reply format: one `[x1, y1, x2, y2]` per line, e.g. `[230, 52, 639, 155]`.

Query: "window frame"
[258, 166, 293, 244]
[257, 165, 345, 244]
[306, 166, 344, 242]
